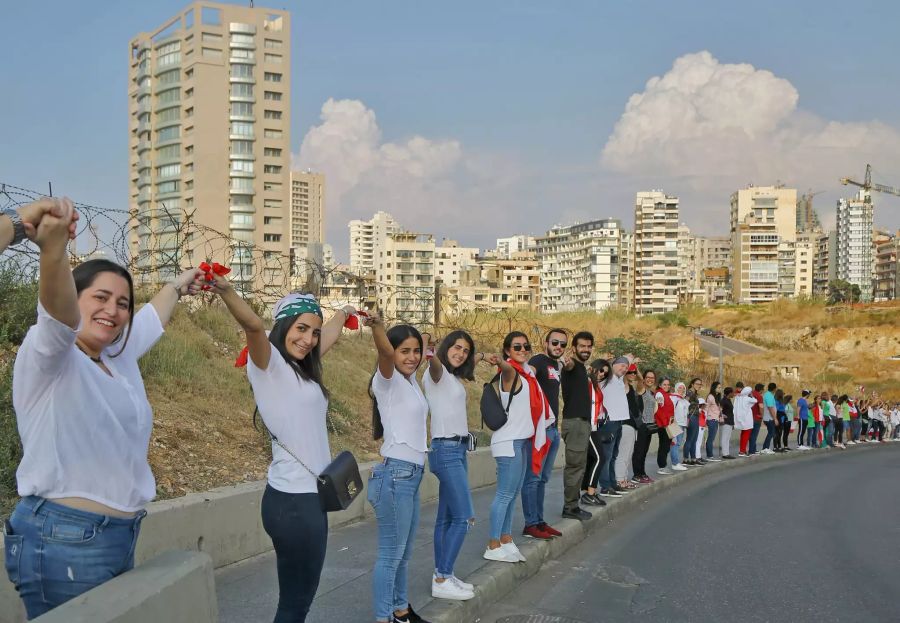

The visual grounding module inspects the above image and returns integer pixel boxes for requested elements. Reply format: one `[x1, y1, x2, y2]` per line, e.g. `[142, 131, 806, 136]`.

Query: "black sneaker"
[562, 507, 593, 521]
[396, 604, 430, 623]
[598, 487, 622, 498]
[696, 458, 708, 465]
[613, 484, 629, 493]
[580, 493, 606, 506]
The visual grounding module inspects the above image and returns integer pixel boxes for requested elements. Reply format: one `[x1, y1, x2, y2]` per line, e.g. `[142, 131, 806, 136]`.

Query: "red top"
[655, 390, 674, 428]
[699, 408, 707, 428]
[751, 391, 764, 421]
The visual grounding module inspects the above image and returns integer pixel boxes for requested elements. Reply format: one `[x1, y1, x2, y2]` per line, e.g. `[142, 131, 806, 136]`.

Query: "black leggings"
[872, 420, 885, 441]
[780, 417, 791, 448]
[834, 418, 844, 444]
[798, 420, 808, 446]
[261, 485, 329, 622]
[656, 428, 671, 469]
[632, 426, 654, 478]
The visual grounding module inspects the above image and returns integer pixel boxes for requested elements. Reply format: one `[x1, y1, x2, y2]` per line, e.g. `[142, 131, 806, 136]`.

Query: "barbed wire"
[0, 181, 567, 347]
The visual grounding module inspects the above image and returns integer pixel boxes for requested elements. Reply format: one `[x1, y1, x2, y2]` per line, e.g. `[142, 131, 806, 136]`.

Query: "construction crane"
[840, 164, 900, 202]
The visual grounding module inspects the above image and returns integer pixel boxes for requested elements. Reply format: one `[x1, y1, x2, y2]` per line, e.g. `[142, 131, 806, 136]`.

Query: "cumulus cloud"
[601, 51, 900, 230]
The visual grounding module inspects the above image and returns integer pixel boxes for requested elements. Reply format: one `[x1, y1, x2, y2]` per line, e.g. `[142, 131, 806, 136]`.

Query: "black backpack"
[480, 372, 515, 431]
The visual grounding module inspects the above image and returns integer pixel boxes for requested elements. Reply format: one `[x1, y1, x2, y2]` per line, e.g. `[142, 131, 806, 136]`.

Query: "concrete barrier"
[32, 551, 215, 623]
[2, 445, 565, 622]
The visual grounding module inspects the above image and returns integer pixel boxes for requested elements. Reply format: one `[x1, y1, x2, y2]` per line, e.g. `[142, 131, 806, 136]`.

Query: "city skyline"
[2, 0, 900, 262]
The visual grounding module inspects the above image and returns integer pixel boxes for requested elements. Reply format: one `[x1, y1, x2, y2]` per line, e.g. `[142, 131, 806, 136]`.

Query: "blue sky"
[2, 0, 899, 259]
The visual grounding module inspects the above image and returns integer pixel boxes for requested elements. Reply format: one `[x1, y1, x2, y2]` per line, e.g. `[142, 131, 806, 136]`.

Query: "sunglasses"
[549, 339, 567, 347]
[511, 343, 532, 352]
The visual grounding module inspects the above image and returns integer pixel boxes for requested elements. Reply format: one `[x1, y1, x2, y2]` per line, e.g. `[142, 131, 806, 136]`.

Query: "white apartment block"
[434, 240, 479, 287]
[633, 191, 681, 315]
[536, 219, 622, 313]
[290, 170, 324, 247]
[730, 185, 797, 304]
[494, 235, 536, 258]
[375, 233, 435, 324]
[128, 2, 291, 296]
[618, 232, 634, 310]
[813, 230, 837, 297]
[349, 211, 401, 273]
[443, 256, 541, 313]
[836, 190, 874, 302]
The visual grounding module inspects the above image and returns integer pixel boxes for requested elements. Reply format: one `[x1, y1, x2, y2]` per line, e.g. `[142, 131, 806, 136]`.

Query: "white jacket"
[733, 387, 757, 431]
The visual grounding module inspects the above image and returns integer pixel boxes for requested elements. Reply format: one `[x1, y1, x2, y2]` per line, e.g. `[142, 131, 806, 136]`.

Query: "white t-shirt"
[247, 343, 331, 494]
[422, 369, 469, 440]
[603, 374, 629, 422]
[372, 368, 428, 465]
[13, 302, 163, 513]
[491, 370, 537, 458]
[672, 394, 689, 426]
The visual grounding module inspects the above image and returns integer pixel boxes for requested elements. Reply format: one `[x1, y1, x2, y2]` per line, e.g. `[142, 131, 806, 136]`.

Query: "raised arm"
[2, 198, 79, 254]
[31, 198, 80, 329]
[421, 332, 444, 384]
[211, 273, 271, 370]
[318, 305, 357, 356]
[149, 267, 204, 327]
[364, 313, 395, 380]
[484, 353, 518, 392]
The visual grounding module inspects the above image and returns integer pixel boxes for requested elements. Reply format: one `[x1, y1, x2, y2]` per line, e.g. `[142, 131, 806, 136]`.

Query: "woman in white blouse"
[5, 197, 203, 619]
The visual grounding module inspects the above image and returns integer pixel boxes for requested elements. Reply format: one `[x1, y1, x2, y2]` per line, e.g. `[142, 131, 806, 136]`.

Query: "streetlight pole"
[718, 335, 724, 384]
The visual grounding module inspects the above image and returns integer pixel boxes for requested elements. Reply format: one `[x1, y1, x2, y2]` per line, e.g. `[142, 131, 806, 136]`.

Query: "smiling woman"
[5, 197, 205, 620]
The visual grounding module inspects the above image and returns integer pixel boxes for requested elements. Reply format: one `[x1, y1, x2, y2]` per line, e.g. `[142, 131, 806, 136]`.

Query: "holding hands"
[29, 197, 79, 249]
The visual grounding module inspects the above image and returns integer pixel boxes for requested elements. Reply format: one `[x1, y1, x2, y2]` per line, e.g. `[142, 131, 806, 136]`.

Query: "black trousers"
[632, 425, 653, 477]
[261, 485, 329, 623]
[656, 428, 671, 469]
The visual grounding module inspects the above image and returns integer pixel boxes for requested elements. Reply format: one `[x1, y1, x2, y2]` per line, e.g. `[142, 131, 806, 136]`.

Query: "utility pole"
[718, 335, 724, 384]
[433, 279, 442, 330]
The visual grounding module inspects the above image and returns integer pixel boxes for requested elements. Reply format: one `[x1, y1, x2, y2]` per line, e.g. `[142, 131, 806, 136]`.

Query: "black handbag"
[481, 372, 515, 431]
[261, 411, 363, 512]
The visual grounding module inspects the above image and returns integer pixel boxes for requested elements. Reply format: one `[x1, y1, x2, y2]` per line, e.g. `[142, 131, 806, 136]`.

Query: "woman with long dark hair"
[704, 381, 722, 461]
[367, 319, 430, 623]
[6, 198, 203, 619]
[484, 331, 550, 564]
[421, 330, 477, 601]
[214, 274, 357, 623]
[654, 377, 676, 474]
[582, 359, 610, 500]
[683, 378, 704, 465]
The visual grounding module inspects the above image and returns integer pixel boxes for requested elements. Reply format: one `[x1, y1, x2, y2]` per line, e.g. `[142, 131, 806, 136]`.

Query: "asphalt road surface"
[478, 446, 900, 623]
[697, 333, 765, 356]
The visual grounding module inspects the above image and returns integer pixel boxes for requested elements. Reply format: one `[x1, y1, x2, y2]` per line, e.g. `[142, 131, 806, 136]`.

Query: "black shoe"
[397, 604, 430, 623]
[580, 492, 606, 506]
[598, 487, 622, 498]
[613, 484, 629, 493]
[562, 507, 593, 521]
[696, 458, 708, 465]
[581, 493, 606, 506]
[723, 455, 736, 460]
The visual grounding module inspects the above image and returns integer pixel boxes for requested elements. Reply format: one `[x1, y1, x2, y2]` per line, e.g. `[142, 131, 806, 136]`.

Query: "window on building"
[263, 147, 282, 157]
[201, 47, 222, 59]
[157, 89, 180, 105]
[157, 69, 180, 85]
[230, 140, 253, 155]
[230, 214, 254, 227]
[264, 234, 282, 242]
[201, 32, 222, 43]
[264, 38, 282, 49]
[157, 126, 180, 142]
[231, 83, 253, 98]
[230, 121, 254, 137]
[263, 109, 282, 120]
[230, 177, 253, 191]
[230, 102, 253, 117]
[157, 180, 180, 194]
[264, 53, 282, 64]
[263, 182, 281, 191]
[156, 107, 179, 123]
[230, 48, 255, 60]
[157, 144, 180, 159]
[230, 63, 253, 78]
[231, 160, 254, 173]
[157, 163, 181, 178]
[230, 33, 254, 44]
[264, 72, 282, 82]
[264, 128, 282, 139]
[264, 164, 282, 174]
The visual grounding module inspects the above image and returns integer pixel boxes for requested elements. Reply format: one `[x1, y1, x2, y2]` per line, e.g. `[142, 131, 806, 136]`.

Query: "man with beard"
[521, 329, 567, 539]
[559, 331, 598, 520]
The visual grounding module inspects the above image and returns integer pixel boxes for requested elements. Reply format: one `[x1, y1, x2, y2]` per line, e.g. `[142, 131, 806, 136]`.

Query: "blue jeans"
[749, 420, 762, 454]
[763, 420, 776, 449]
[521, 425, 559, 527]
[490, 439, 528, 540]
[368, 458, 424, 621]
[4, 496, 145, 620]
[705, 420, 719, 458]
[683, 415, 700, 460]
[807, 423, 817, 447]
[599, 420, 622, 490]
[428, 440, 474, 578]
[669, 432, 684, 466]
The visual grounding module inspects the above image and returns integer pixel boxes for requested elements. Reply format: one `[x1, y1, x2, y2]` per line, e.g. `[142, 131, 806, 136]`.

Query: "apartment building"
[290, 170, 324, 247]
[813, 230, 837, 297]
[128, 3, 291, 296]
[434, 240, 479, 287]
[730, 185, 797, 304]
[443, 254, 541, 314]
[349, 211, 401, 273]
[536, 219, 622, 313]
[633, 191, 681, 314]
[493, 235, 536, 258]
[836, 190, 875, 302]
[375, 233, 435, 324]
[618, 231, 634, 310]
[874, 231, 898, 301]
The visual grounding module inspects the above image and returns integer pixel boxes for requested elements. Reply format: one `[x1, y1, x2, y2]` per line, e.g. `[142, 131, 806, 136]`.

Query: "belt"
[435, 435, 467, 442]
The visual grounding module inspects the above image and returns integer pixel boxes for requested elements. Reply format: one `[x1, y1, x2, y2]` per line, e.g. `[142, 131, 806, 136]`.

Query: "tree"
[598, 334, 683, 380]
[827, 279, 860, 304]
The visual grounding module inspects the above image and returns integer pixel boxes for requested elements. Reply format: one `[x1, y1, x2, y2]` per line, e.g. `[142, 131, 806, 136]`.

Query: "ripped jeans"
[428, 438, 474, 578]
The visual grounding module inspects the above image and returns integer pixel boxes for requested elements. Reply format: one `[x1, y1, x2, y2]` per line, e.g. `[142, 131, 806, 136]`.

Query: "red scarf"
[506, 359, 550, 475]
[590, 381, 605, 430]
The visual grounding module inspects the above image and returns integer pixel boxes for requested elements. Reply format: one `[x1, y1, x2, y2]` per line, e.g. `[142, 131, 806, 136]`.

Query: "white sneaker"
[657, 468, 672, 475]
[501, 541, 526, 562]
[707, 457, 722, 462]
[432, 577, 474, 600]
[451, 575, 474, 591]
[483, 546, 518, 563]
[672, 464, 688, 471]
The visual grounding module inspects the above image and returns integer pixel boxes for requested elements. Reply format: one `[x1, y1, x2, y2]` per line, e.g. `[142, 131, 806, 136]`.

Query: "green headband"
[273, 294, 323, 321]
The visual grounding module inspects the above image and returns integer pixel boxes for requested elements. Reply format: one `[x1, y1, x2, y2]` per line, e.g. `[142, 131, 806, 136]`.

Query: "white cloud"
[601, 51, 900, 231]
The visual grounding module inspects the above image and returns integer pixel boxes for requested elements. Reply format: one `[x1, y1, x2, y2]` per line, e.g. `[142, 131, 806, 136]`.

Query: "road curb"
[419, 441, 897, 623]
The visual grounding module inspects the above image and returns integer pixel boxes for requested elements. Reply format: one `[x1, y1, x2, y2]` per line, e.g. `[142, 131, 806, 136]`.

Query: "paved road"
[697, 333, 765, 356]
[478, 446, 900, 623]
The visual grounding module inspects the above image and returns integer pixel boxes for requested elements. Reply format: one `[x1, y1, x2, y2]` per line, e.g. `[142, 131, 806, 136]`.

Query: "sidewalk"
[215, 436, 868, 622]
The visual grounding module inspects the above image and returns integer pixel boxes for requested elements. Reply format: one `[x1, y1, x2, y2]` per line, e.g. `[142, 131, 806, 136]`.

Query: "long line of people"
[3, 199, 898, 623]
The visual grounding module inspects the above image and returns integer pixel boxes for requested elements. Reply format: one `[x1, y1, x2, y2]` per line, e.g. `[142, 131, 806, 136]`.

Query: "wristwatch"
[2, 209, 26, 245]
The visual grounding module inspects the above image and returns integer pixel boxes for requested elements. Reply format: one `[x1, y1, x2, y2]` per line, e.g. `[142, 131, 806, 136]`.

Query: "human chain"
[2, 197, 898, 623]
